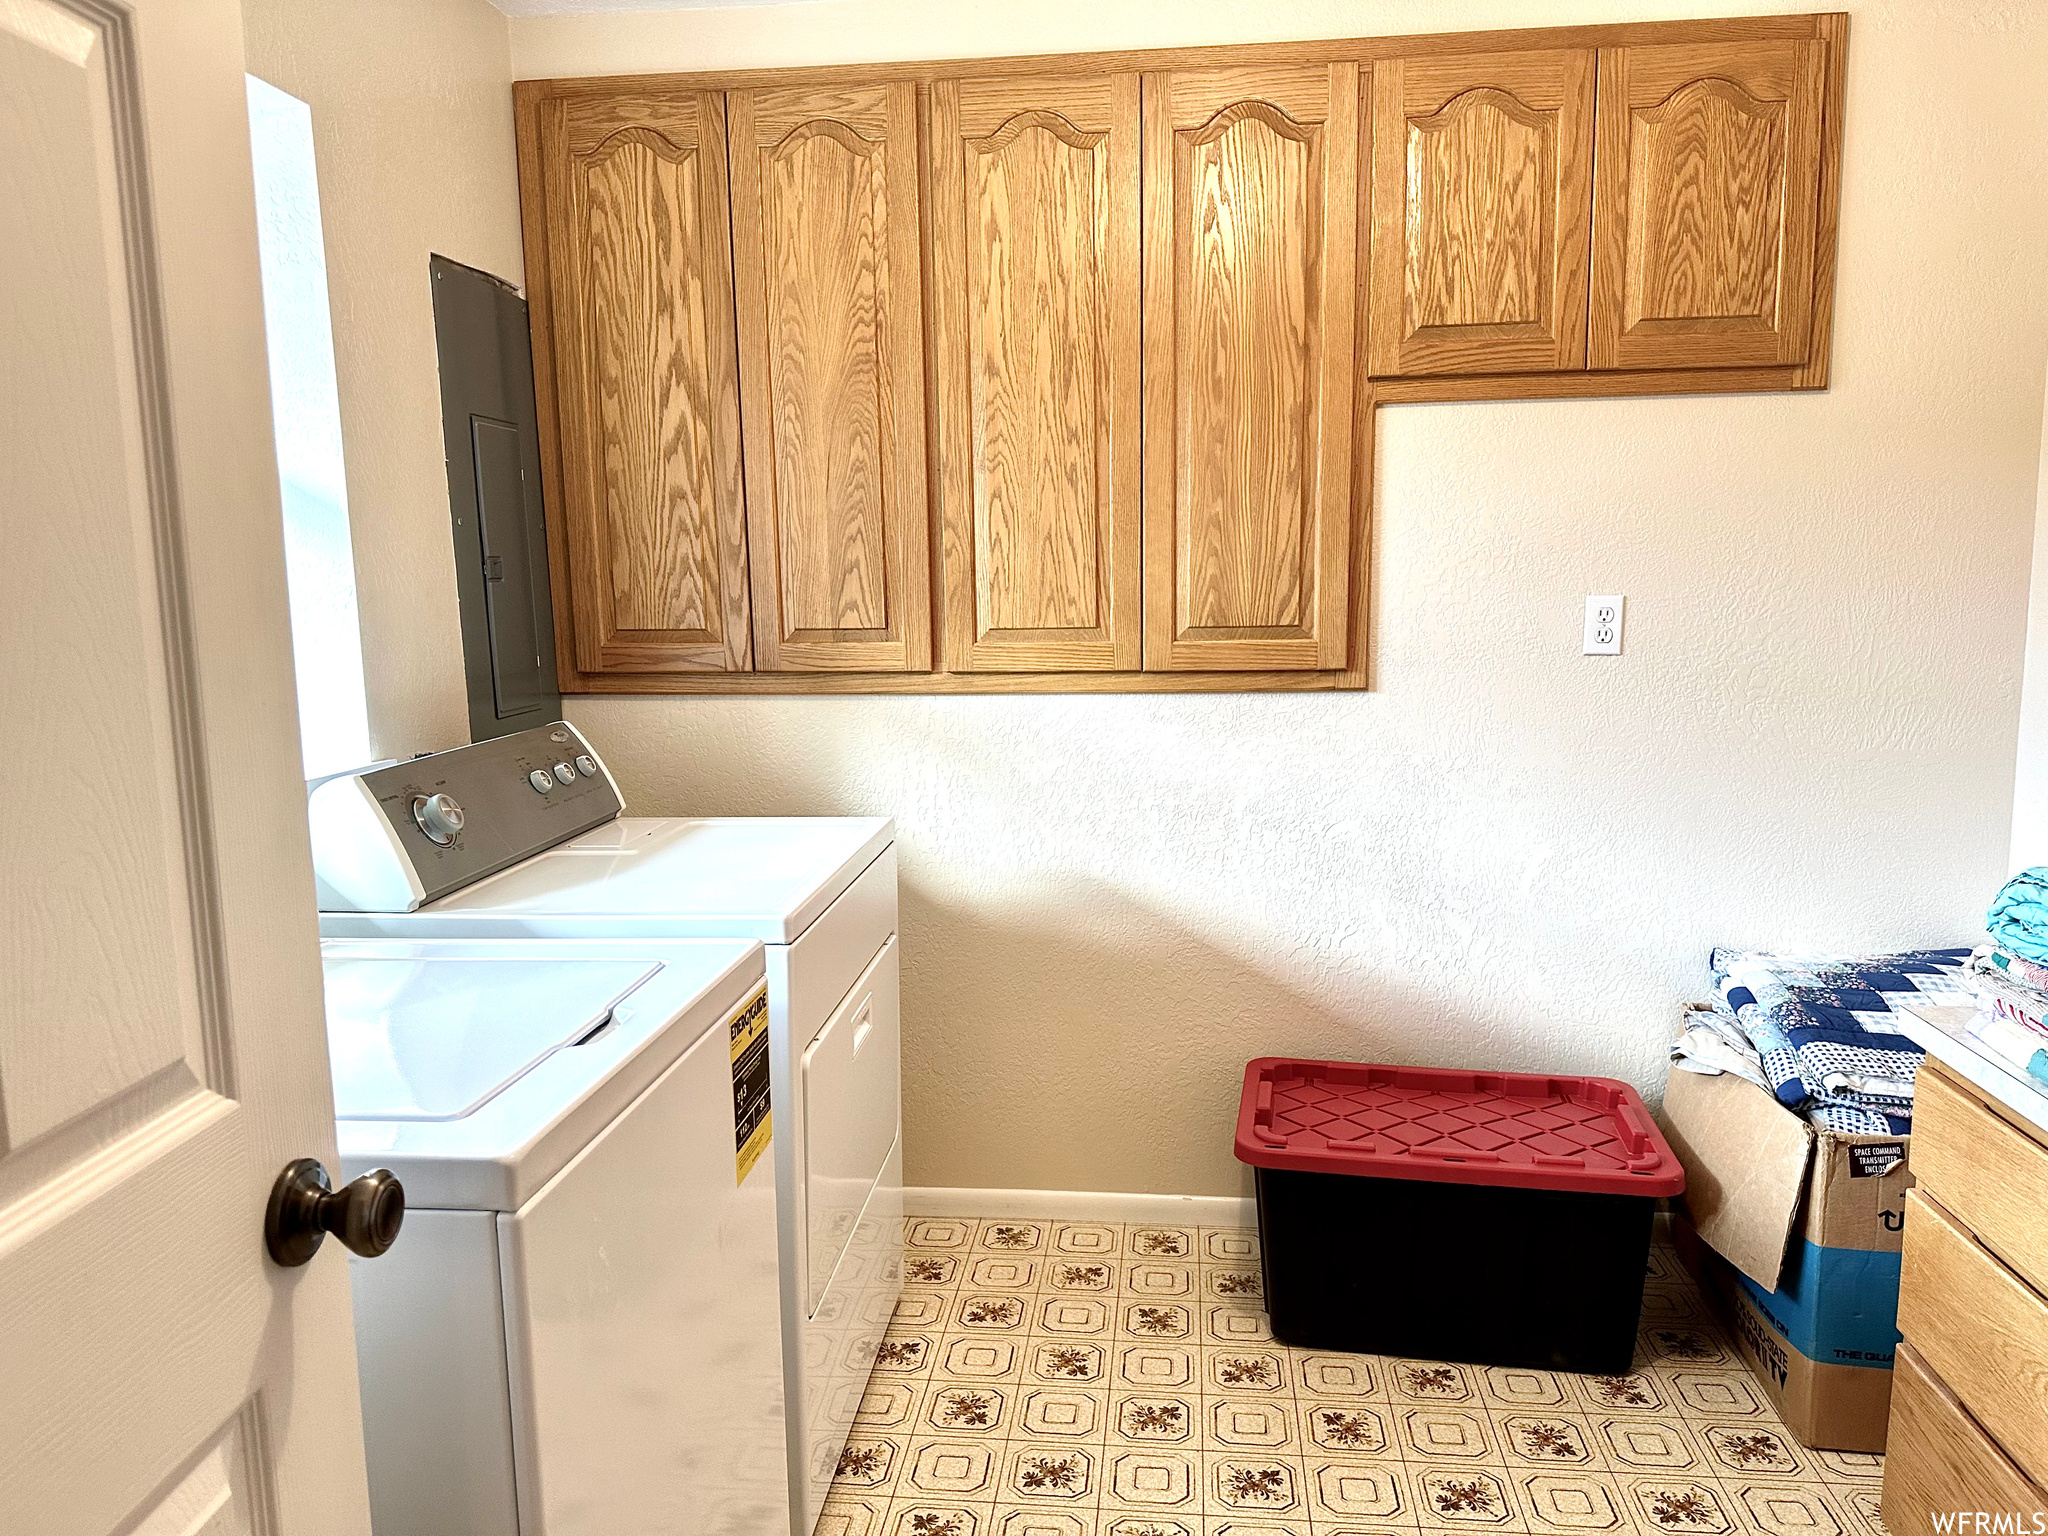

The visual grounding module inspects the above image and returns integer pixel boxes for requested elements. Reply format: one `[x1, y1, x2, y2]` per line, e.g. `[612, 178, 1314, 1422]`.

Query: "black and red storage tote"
[1235, 1058, 1686, 1374]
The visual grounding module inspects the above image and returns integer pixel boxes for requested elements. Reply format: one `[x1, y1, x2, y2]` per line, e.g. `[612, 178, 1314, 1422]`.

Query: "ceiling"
[490, 0, 819, 15]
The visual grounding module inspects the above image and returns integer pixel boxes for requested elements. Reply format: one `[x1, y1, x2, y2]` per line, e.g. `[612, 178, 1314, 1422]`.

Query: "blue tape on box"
[1734, 1239, 1902, 1368]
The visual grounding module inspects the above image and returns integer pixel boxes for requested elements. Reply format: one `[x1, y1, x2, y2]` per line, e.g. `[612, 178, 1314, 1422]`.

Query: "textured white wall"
[510, 0, 2048, 1198]
[243, 0, 527, 761]
[2013, 365, 2048, 873]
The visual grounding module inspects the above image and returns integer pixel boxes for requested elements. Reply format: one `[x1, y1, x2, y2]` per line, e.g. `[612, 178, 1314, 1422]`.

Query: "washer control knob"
[411, 793, 464, 846]
[575, 755, 597, 778]
[528, 769, 554, 793]
[552, 761, 576, 784]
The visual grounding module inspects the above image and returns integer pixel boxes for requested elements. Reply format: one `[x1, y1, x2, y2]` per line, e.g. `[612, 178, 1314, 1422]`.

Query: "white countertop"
[1898, 1003, 2048, 1138]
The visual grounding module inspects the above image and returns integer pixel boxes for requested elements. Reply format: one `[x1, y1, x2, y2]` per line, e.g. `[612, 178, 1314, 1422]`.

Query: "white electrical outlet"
[1583, 595, 1625, 656]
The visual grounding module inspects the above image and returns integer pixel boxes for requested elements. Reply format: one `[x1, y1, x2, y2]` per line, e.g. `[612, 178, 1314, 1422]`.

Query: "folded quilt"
[1708, 947, 1975, 1135]
[1987, 867, 2048, 966]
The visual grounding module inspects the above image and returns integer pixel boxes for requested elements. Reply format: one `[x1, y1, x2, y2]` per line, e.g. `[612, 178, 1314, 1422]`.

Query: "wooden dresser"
[1883, 1060, 2048, 1528]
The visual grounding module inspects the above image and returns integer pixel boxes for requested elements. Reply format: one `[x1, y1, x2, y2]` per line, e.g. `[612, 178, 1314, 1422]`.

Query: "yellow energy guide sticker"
[730, 983, 772, 1184]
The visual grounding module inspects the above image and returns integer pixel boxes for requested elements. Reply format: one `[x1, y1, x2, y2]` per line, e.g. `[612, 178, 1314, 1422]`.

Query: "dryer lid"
[419, 816, 895, 942]
[323, 956, 659, 1121]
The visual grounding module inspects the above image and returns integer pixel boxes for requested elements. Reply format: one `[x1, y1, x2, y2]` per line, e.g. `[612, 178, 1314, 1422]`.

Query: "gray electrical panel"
[431, 254, 560, 742]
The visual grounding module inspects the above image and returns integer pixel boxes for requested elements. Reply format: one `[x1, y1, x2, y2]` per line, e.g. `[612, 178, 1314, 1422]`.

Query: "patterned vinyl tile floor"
[815, 1217, 1889, 1536]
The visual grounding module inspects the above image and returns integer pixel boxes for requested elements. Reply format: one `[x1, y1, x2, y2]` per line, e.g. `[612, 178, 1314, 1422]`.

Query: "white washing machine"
[323, 933, 785, 1536]
[308, 723, 904, 1536]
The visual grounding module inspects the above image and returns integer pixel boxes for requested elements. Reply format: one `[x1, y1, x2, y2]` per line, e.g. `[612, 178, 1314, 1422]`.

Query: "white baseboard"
[903, 1185, 1257, 1227]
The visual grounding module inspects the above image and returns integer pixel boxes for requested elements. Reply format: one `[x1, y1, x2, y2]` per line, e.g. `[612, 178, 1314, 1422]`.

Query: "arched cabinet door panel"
[1141, 64, 1359, 672]
[728, 81, 931, 673]
[929, 73, 1142, 673]
[1590, 38, 1827, 370]
[539, 89, 751, 673]
[1370, 49, 1595, 378]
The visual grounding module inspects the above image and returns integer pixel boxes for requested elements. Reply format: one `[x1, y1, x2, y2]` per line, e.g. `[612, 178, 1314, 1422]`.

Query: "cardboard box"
[1657, 1049, 1913, 1453]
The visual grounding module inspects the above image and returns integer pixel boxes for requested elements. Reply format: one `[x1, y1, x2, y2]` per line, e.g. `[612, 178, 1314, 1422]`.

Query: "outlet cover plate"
[1584, 595, 1624, 655]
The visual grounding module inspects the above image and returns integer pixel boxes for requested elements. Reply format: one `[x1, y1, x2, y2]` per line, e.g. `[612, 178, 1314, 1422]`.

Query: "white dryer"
[308, 723, 904, 1536]
[323, 934, 785, 1536]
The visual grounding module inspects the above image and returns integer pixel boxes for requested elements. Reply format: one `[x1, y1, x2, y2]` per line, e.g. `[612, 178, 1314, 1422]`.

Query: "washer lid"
[324, 956, 659, 1121]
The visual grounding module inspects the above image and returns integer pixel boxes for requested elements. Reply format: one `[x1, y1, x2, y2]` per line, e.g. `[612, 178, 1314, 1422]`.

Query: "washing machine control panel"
[309, 722, 624, 910]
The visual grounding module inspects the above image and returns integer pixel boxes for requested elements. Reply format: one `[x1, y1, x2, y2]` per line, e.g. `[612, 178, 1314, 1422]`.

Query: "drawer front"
[1914, 1062, 2048, 1296]
[1884, 1344, 2048, 1535]
[802, 937, 901, 1315]
[1897, 1190, 2048, 1484]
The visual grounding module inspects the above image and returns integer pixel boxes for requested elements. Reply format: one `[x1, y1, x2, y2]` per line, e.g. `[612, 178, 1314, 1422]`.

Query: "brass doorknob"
[265, 1158, 404, 1267]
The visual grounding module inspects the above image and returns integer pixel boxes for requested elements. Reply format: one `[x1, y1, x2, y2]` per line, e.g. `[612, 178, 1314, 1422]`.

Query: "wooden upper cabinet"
[929, 74, 1142, 672]
[515, 15, 1840, 693]
[1369, 50, 1594, 377]
[1590, 39, 1827, 370]
[727, 82, 931, 672]
[1142, 65, 1358, 672]
[538, 89, 751, 673]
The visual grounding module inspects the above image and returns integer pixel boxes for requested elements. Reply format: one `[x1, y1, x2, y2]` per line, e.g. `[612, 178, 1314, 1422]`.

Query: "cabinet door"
[1369, 50, 1594, 377]
[539, 90, 750, 673]
[728, 82, 931, 672]
[1142, 65, 1358, 671]
[1590, 39, 1826, 370]
[930, 74, 1142, 672]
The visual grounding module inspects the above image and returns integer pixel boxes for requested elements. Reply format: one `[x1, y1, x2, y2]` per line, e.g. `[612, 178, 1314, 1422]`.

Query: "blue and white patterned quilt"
[1708, 948, 1975, 1134]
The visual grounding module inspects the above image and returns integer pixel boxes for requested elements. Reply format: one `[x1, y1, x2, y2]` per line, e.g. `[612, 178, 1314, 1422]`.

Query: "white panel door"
[1, 1, 376, 1533]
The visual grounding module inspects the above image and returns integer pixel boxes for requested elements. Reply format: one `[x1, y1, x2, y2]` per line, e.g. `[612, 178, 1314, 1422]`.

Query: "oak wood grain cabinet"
[535, 88, 751, 674]
[928, 73, 1142, 672]
[515, 14, 1845, 695]
[1887, 1345, 2047, 1531]
[727, 81, 932, 672]
[1590, 38, 1828, 370]
[1369, 50, 1595, 378]
[1141, 64, 1358, 672]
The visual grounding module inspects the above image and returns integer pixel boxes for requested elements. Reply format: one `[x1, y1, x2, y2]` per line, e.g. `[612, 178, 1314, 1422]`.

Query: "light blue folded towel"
[1988, 867, 2048, 966]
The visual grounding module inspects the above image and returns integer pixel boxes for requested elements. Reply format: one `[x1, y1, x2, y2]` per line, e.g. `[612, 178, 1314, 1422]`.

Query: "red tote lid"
[1234, 1058, 1685, 1197]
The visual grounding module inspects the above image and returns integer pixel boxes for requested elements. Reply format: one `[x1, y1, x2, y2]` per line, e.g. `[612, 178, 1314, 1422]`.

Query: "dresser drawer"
[1914, 1061, 2048, 1296]
[1897, 1190, 2048, 1484]
[1884, 1343, 2048, 1535]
